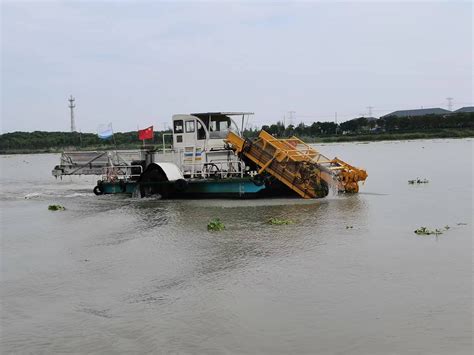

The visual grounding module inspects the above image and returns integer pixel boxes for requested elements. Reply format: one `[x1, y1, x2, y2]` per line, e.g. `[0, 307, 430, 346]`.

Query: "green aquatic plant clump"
[207, 218, 225, 231]
[48, 204, 66, 211]
[408, 178, 429, 184]
[268, 217, 294, 225]
[414, 226, 443, 235]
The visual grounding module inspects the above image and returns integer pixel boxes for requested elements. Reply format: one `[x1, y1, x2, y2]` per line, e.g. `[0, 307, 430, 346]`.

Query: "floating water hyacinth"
[48, 204, 66, 211]
[207, 218, 225, 231]
[408, 178, 429, 184]
[268, 217, 294, 225]
[414, 227, 443, 235]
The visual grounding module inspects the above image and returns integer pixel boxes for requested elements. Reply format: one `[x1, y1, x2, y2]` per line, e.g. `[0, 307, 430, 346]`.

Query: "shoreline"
[1, 129, 473, 154]
[303, 129, 474, 143]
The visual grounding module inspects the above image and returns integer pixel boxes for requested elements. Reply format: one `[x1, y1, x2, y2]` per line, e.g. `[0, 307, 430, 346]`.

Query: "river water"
[0, 139, 472, 354]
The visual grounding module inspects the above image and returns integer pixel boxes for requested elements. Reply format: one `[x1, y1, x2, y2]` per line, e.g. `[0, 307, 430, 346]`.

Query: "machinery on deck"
[226, 130, 368, 199]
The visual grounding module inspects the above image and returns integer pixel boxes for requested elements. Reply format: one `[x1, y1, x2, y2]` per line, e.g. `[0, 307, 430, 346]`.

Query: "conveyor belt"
[226, 130, 368, 199]
[52, 150, 142, 177]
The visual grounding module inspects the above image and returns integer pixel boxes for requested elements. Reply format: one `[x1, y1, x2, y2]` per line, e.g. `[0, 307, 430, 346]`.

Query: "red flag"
[138, 126, 154, 140]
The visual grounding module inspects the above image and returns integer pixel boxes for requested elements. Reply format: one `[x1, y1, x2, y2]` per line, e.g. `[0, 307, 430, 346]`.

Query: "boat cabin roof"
[191, 112, 254, 118]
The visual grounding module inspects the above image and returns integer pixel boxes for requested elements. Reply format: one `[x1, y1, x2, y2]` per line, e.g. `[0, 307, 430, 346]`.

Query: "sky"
[1, 0, 472, 133]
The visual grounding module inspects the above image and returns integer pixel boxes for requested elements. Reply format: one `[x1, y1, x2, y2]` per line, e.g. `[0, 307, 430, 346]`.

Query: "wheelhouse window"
[185, 120, 195, 133]
[189, 113, 237, 140]
[209, 117, 231, 138]
[209, 120, 217, 132]
[197, 122, 206, 140]
[174, 120, 183, 133]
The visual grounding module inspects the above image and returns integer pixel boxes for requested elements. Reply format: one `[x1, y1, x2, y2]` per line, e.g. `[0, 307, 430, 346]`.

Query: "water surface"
[1, 139, 472, 354]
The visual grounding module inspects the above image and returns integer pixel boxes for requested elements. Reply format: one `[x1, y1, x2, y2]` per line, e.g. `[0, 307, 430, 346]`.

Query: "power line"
[266, 100, 473, 126]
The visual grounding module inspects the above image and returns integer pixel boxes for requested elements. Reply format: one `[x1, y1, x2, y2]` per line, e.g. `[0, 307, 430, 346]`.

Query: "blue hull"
[98, 178, 268, 198]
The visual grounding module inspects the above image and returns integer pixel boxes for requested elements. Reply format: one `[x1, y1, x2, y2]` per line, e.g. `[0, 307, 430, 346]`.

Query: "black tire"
[252, 174, 265, 186]
[174, 179, 188, 192]
[93, 185, 104, 196]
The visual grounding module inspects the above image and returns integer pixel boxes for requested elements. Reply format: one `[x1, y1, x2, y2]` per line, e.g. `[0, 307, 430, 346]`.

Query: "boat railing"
[182, 160, 245, 179]
[53, 150, 143, 177]
[101, 165, 143, 182]
[161, 133, 174, 153]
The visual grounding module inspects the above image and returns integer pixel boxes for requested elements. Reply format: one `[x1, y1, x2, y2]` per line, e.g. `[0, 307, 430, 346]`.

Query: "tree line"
[256, 112, 473, 139]
[0, 130, 173, 151]
[0, 112, 472, 152]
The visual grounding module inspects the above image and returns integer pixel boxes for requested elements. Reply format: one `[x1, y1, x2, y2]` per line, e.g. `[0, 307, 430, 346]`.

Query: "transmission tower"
[288, 111, 296, 126]
[446, 97, 454, 111]
[68, 95, 76, 132]
[366, 106, 374, 117]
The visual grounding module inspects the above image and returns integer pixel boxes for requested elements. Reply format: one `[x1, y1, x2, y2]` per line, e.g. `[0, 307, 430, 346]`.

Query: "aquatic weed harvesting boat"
[52, 112, 368, 199]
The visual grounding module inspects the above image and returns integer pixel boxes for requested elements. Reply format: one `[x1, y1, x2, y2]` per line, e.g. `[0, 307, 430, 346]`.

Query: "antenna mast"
[68, 95, 76, 132]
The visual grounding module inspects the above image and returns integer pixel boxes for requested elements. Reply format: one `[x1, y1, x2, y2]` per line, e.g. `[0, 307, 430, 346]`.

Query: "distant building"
[381, 108, 451, 118]
[345, 116, 377, 122]
[453, 106, 474, 113]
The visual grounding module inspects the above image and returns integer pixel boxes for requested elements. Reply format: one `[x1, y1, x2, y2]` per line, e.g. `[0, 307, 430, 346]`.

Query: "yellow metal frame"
[226, 130, 368, 198]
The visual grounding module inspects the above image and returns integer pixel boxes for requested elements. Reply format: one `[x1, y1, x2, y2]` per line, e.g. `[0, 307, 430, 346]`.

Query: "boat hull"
[97, 177, 271, 199]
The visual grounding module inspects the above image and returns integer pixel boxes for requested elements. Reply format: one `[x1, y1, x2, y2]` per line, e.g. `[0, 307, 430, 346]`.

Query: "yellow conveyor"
[226, 130, 368, 199]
